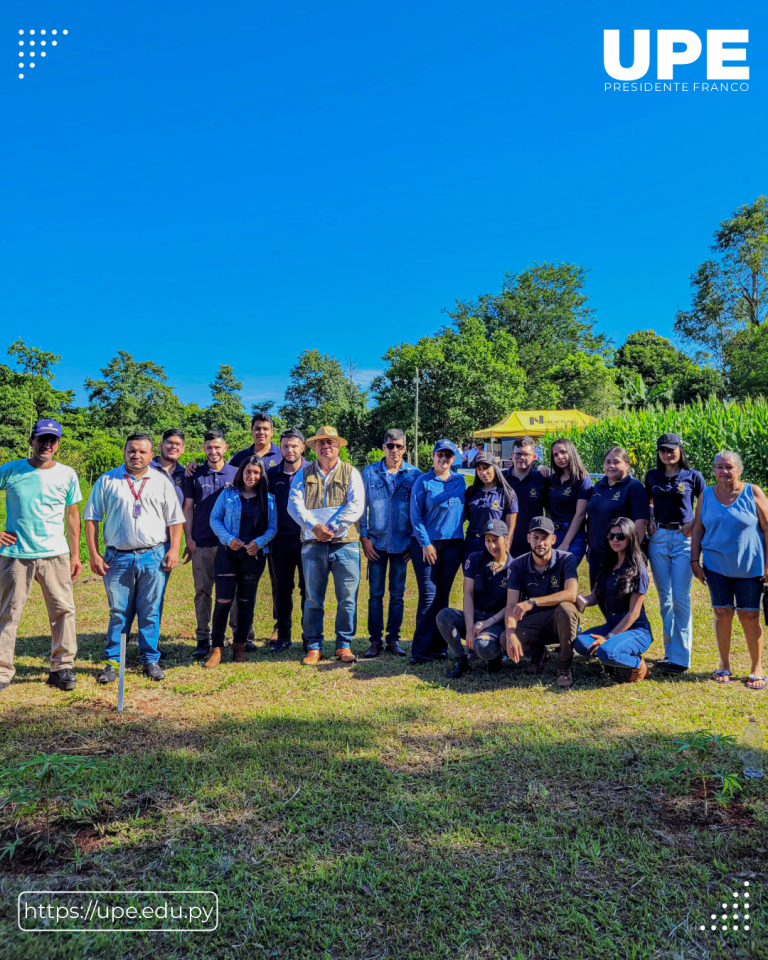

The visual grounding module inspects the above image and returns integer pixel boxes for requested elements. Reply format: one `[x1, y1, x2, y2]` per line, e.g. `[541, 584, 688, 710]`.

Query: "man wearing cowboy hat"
[287, 426, 365, 664]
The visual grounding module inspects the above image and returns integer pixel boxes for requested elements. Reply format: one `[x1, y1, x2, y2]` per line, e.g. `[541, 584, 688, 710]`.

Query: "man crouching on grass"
[504, 517, 581, 688]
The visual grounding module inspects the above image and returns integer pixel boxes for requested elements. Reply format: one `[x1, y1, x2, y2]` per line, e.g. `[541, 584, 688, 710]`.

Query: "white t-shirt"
[0, 460, 82, 559]
[83, 466, 184, 550]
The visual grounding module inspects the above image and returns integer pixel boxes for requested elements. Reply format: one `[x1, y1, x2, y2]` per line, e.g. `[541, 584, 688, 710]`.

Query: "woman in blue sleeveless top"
[690, 450, 768, 690]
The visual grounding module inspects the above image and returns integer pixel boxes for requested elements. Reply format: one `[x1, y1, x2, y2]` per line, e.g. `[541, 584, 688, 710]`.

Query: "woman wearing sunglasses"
[574, 517, 654, 682]
[548, 438, 593, 565]
[409, 439, 467, 664]
[644, 433, 705, 676]
[690, 450, 768, 690]
[586, 447, 650, 588]
[462, 452, 518, 561]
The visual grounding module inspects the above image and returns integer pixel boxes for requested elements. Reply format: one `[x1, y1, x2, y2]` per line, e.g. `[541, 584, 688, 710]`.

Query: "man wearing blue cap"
[0, 420, 83, 693]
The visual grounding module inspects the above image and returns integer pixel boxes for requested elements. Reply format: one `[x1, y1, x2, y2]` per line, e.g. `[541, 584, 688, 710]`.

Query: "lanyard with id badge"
[125, 474, 148, 517]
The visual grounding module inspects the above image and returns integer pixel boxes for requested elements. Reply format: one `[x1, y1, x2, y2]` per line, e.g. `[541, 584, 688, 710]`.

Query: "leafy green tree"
[370, 317, 526, 445]
[280, 350, 369, 453]
[84, 352, 183, 436]
[726, 323, 768, 399]
[614, 330, 723, 405]
[205, 365, 248, 435]
[447, 262, 608, 395]
[544, 352, 620, 417]
[675, 196, 768, 372]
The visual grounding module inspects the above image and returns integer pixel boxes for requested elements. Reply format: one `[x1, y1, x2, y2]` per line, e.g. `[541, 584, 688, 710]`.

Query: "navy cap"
[474, 450, 495, 466]
[657, 432, 682, 448]
[32, 419, 63, 438]
[281, 428, 305, 443]
[433, 439, 458, 454]
[484, 519, 509, 538]
[529, 516, 555, 535]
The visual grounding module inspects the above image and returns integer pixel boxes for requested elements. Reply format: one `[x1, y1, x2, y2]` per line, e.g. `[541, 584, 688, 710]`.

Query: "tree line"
[2, 196, 766, 471]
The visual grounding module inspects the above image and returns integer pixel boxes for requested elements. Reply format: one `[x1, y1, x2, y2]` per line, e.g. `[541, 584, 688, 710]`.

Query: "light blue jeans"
[574, 624, 653, 670]
[301, 542, 361, 652]
[103, 545, 166, 665]
[647, 527, 693, 668]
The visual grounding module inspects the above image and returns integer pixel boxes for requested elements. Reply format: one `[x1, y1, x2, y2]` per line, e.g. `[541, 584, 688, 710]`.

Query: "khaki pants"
[191, 546, 240, 642]
[0, 554, 78, 684]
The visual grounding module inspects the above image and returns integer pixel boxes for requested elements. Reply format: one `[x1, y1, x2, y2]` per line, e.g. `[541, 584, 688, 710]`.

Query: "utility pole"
[414, 367, 420, 469]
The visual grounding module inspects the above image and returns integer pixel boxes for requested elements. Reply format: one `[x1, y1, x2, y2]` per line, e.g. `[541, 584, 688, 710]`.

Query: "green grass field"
[1, 532, 767, 958]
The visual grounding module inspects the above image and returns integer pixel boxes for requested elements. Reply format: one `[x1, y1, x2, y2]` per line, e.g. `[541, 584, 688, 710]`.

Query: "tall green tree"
[613, 330, 723, 404]
[1, 341, 74, 456]
[206, 364, 248, 435]
[675, 196, 768, 372]
[544, 353, 620, 417]
[370, 317, 526, 445]
[726, 323, 768, 399]
[84, 351, 183, 436]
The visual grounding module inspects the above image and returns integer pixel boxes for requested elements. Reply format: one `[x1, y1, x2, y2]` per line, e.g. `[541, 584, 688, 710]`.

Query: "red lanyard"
[124, 474, 148, 502]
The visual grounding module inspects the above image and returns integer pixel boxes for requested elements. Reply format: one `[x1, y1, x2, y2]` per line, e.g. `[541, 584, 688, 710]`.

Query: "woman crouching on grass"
[573, 517, 654, 682]
[206, 454, 277, 667]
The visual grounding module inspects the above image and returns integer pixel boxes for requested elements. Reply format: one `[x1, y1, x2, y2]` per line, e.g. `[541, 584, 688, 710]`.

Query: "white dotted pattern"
[701, 882, 757, 938]
[15, 28, 68, 77]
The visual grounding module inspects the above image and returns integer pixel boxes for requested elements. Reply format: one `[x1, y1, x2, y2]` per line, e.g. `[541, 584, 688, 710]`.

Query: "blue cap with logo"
[32, 419, 63, 438]
[484, 519, 509, 538]
[433, 439, 458, 454]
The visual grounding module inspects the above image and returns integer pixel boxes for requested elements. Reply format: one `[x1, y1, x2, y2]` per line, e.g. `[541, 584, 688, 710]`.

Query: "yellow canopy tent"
[473, 409, 596, 440]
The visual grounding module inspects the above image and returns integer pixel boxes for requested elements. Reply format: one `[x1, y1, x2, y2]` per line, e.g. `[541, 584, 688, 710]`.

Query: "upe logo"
[604, 30, 749, 93]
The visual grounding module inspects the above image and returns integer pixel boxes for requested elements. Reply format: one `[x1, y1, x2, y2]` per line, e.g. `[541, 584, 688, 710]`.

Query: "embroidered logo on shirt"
[612, 491, 621, 500]
[677, 482, 686, 494]
[563, 486, 572, 497]
[530, 489, 539, 498]
[550, 575, 559, 588]
[492, 499, 500, 510]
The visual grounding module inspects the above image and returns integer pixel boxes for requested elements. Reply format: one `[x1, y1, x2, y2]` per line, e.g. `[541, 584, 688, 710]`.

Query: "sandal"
[711, 669, 732, 684]
[746, 674, 766, 691]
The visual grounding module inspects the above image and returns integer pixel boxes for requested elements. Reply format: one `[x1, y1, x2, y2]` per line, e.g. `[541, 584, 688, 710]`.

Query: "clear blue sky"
[3, 0, 765, 409]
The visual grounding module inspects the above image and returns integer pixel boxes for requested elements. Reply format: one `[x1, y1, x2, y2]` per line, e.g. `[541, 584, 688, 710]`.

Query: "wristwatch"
[529, 597, 538, 608]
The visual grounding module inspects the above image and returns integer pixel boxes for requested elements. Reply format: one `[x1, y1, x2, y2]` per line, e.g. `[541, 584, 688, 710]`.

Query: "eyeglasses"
[385, 443, 405, 451]
[607, 533, 626, 542]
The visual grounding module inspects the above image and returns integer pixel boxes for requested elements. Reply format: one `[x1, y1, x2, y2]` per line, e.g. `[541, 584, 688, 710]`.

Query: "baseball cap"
[483, 519, 509, 538]
[529, 516, 555, 535]
[281, 428, 305, 443]
[433, 439, 458, 454]
[32, 419, 63, 438]
[657, 432, 682, 448]
[473, 451, 495, 466]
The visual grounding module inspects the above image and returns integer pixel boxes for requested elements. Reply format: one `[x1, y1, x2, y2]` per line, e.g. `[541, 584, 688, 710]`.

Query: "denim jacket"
[210, 486, 277, 553]
[360, 459, 420, 554]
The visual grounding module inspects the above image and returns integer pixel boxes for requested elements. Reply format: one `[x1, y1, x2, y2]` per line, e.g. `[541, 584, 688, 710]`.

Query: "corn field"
[539, 398, 768, 484]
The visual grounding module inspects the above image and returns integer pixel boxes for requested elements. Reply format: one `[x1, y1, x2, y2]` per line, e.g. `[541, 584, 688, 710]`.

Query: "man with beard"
[504, 517, 581, 688]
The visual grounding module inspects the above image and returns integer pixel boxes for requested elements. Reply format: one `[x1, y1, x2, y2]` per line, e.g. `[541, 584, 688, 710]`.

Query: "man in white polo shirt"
[84, 433, 184, 683]
[0, 419, 83, 693]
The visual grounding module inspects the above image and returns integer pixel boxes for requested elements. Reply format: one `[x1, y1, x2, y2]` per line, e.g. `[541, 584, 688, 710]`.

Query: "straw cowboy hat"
[305, 425, 348, 449]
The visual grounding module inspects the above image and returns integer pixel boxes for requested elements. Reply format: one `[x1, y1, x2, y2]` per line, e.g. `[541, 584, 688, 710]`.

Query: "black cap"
[657, 432, 682, 448]
[483, 519, 508, 538]
[474, 451, 495, 466]
[529, 516, 555, 535]
[281, 428, 305, 443]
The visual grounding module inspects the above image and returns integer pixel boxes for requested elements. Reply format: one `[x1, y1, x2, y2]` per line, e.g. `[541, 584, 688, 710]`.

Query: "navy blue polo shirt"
[464, 485, 518, 535]
[601, 560, 652, 633]
[463, 550, 513, 615]
[548, 473, 593, 526]
[150, 457, 186, 507]
[267, 459, 309, 538]
[644, 468, 705, 525]
[182, 462, 238, 547]
[504, 466, 550, 557]
[587, 475, 650, 556]
[230, 442, 282, 470]
[507, 548, 579, 601]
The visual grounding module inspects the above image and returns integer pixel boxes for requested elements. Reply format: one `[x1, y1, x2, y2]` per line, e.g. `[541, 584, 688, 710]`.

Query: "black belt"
[657, 522, 683, 530]
[109, 546, 160, 554]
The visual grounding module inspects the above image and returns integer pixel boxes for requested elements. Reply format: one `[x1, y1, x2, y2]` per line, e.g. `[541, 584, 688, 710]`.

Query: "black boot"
[446, 655, 469, 679]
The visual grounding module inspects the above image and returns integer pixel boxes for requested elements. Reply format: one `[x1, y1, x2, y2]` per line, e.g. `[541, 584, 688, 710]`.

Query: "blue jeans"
[301, 542, 361, 651]
[703, 567, 763, 611]
[103, 545, 166, 665]
[574, 623, 653, 670]
[367, 550, 409, 641]
[648, 528, 693, 667]
[410, 537, 464, 660]
[555, 527, 587, 566]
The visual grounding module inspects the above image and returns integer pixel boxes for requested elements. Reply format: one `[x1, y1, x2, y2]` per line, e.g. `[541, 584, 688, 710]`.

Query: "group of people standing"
[0, 416, 765, 693]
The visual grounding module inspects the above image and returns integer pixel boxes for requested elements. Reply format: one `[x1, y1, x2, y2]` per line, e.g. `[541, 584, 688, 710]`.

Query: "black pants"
[211, 546, 267, 647]
[268, 535, 306, 641]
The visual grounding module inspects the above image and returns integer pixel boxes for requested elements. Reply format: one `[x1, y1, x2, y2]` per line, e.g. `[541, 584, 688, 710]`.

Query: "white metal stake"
[117, 632, 127, 711]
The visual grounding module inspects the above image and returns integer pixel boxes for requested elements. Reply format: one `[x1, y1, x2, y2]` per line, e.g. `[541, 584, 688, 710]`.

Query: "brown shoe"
[232, 643, 247, 664]
[204, 647, 222, 669]
[335, 648, 357, 663]
[363, 641, 383, 658]
[627, 658, 649, 683]
[526, 648, 549, 675]
[302, 650, 323, 665]
[386, 640, 407, 657]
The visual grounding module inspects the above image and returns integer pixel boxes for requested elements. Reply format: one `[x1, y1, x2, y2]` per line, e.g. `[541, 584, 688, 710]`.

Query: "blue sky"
[2, 0, 765, 410]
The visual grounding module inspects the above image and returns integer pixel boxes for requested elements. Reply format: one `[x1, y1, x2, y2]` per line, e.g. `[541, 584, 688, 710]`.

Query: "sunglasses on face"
[385, 443, 405, 451]
[435, 451, 453, 459]
[607, 533, 626, 542]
